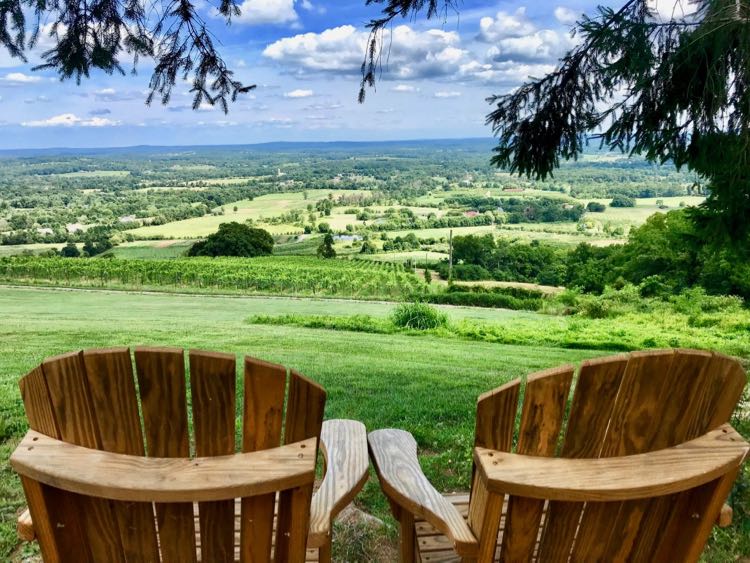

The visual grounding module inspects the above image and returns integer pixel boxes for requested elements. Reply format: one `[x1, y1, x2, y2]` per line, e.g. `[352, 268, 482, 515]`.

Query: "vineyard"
[0, 256, 427, 299]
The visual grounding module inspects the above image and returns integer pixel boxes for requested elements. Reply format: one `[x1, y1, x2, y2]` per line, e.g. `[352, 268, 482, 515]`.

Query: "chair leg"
[399, 510, 416, 563]
[318, 539, 332, 563]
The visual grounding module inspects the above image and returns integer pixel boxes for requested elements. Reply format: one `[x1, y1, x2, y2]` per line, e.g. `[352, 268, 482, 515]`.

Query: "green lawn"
[0, 286, 598, 559]
[0, 286, 746, 560]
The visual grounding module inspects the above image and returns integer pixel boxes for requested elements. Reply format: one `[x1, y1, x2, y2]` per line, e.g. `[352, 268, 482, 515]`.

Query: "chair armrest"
[308, 419, 369, 548]
[368, 429, 477, 556]
[475, 424, 750, 502]
[11, 430, 316, 502]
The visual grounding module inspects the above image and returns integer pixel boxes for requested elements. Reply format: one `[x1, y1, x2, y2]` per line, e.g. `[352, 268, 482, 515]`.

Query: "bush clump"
[391, 302, 448, 330]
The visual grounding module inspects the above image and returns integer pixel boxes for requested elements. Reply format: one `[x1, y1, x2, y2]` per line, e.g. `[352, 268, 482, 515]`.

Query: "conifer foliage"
[363, 0, 750, 243]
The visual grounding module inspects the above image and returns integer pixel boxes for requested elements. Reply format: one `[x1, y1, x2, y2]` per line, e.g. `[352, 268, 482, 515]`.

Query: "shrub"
[391, 302, 448, 330]
[586, 201, 606, 212]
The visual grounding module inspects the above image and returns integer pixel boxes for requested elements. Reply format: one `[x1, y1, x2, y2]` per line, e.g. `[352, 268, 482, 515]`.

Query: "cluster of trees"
[187, 223, 274, 258]
[440, 209, 750, 300]
[444, 196, 585, 223]
[382, 233, 421, 252]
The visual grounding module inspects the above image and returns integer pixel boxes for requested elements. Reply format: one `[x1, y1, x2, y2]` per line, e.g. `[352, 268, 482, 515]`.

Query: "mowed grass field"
[0, 286, 601, 559]
[129, 190, 368, 238]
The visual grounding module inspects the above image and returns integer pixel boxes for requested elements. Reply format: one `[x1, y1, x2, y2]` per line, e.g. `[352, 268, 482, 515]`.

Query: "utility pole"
[448, 229, 453, 283]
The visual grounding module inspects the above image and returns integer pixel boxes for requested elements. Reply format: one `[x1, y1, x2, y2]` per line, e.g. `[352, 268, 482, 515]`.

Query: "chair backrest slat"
[19, 366, 90, 562]
[134, 347, 197, 563]
[499, 365, 574, 562]
[276, 370, 326, 561]
[190, 350, 237, 563]
[536, 355, 628, 561]
[42, 352, 125, 562]
[240, 356, 287, 563]
[82, 348, 160, 561]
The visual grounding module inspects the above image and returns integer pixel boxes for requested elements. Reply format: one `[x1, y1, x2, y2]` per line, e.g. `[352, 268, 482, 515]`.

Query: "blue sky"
[0, 0, 614, 149]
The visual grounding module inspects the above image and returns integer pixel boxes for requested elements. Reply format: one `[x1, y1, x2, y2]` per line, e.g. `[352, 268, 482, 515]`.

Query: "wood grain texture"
[308, 419, 369, 548]
[500, 365, 573, 562]
[277, 370, 327, 561]
[190, 350, 237, 563]
[42, 351, 125, 562]
[12, 430, 318, 502]
[82, 348, 160, 562]
[570, 350, 676, 560]
[19, 366, 58, 438]
[240, 356, 286, 563]
[18, 365, 90, 562]
[475, 424, 749, 501]
[133, 347, 196, 563]
[368, 429, 478, 558]
[536, 354, 628, 562]
[474, 378, 520, 451]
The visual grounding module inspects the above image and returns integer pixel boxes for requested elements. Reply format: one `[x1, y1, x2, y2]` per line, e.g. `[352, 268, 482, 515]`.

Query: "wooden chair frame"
[12, 347, 369, 563]
[368, 349, 750, 562]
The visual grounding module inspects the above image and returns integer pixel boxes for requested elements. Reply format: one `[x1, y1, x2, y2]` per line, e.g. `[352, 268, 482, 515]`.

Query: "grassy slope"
[0, 286, 598, 558]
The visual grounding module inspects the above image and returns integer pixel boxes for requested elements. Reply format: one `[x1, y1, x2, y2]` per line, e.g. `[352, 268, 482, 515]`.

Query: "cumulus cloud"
[478, 8, 537, 42]
[229, 0, 298, 25]
[392, 84, 419, 93]
[22, 113, 120, 127]
[478, 7, 578, 63]
[263, 24, 467, 80]
[24, 95, 52, 104]
[434, 91, 461, 98]
[284, 88, 314, 98]
[554, 6, 578, 25]
[2, 72, 42, 84]
[89, 108, 112, 116]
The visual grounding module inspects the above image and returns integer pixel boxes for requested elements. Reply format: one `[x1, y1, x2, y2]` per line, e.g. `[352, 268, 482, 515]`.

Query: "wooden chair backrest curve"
[468, 349, 747, 562]
[17, 346, 326, 563]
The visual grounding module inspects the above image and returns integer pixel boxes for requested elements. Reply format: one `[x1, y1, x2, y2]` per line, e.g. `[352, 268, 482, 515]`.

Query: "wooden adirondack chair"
[11, 347, 369, 562]
[368, 349, 750, 562]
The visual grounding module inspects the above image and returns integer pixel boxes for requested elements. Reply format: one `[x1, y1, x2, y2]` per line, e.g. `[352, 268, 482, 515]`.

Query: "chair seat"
[415, 493, 545, 562]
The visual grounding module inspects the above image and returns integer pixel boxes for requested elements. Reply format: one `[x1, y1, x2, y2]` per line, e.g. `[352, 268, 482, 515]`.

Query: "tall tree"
[362, 0, 750, 245]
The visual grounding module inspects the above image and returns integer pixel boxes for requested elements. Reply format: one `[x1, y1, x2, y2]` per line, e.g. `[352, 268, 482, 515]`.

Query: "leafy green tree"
[586, 201, 606, 212]
[317, 233, 337, 259]
[188, 222, 273, 258]
[610, 195, 636, 208]
[364, 0, 750, 245]
[82, 226, 114, 257]
[60, 242, 80, 258]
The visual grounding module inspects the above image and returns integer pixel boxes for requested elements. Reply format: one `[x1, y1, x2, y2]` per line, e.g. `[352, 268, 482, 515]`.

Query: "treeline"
[436, 209, 750, 300]
[444, 195, 584, 223]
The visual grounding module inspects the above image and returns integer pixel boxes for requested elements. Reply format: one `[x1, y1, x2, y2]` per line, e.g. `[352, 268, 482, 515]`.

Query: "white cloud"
[554, 6, 578, 25]
[392, 84, 419, 93]
[264, 24, 467, 80]
[434, 91, 461, 98]
[284, 88, 314, 98]
[485, 29, 577, 63]
[478, 8, 536, 42]
[231, 0, 298, 25]
[2, 72, 42, 84]
[22, 113, 121, 127]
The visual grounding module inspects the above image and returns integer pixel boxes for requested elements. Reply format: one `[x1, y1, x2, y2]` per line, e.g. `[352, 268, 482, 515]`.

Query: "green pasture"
[129, 190, 367, 239]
